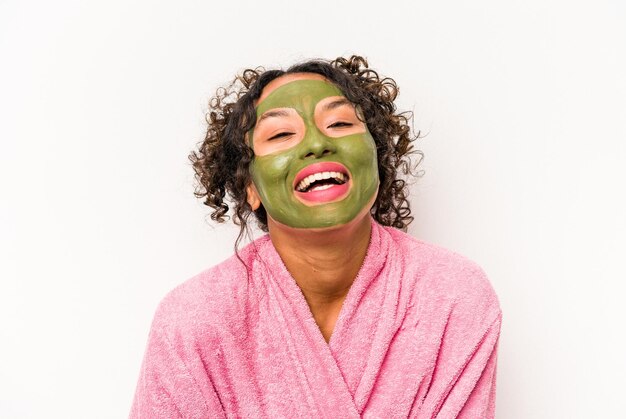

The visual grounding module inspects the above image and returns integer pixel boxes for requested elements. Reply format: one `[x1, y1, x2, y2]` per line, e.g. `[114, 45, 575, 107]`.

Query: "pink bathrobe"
[130, 221, 502, 418]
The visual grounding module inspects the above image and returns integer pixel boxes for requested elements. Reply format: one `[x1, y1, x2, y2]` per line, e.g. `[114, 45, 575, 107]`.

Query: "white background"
[1, 0, 625, 417]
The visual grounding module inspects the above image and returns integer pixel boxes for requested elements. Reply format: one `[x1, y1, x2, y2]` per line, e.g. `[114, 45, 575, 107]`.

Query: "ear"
[246, 183, 262, 211]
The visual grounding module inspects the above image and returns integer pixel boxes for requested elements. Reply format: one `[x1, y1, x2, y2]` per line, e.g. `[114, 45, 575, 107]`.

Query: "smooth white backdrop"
[1, 0, 624, 417]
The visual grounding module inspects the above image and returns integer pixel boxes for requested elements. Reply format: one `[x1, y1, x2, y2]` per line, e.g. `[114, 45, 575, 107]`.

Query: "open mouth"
[295, 171, 349, 193]
[293, 162, 351, 205]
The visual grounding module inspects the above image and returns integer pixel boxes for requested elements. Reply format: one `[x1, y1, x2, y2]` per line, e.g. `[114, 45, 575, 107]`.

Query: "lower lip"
[294, 181, 350, 205]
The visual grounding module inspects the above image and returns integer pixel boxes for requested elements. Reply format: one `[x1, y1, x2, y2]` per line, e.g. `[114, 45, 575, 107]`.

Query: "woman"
[130, 56, 502, 418]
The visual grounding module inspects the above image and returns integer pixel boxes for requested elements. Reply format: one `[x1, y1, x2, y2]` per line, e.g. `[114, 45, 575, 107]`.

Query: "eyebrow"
[321, 98, 353, 112]
[257, 109, 291, 124]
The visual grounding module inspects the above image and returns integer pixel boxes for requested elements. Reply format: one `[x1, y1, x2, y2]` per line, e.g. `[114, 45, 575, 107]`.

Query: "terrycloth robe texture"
[130, 221, 502, 418]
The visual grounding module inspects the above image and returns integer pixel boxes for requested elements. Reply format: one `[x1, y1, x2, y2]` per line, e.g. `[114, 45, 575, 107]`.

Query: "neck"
[267, 213, 373, 341]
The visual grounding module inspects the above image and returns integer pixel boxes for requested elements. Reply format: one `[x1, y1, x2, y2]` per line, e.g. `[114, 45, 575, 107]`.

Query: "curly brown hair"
[189, 55, 423, 245]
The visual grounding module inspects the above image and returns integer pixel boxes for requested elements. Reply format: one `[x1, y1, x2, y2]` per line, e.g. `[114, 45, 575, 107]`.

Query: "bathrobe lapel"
[257, 221, 399, 416]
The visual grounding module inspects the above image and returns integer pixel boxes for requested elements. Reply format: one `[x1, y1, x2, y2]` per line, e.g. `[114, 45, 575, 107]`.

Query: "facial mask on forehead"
[255, 79, 344, 119]
[249, 79, 379, 229]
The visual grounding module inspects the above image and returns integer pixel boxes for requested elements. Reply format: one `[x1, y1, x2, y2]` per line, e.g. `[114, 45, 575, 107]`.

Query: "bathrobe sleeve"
[422, 261, 503, 419]
[129, 310, 226, 419]
[443, 314, 501, 419]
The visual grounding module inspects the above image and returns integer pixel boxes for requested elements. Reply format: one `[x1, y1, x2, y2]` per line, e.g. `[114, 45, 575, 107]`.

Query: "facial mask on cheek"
[249, 79, 379, 229]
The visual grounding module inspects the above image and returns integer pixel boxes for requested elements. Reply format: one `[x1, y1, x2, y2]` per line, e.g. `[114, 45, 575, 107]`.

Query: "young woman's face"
[247, 73, 379, 229]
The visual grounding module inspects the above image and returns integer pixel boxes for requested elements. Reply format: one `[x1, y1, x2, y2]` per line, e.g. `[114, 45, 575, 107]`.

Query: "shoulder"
[149, 236, 269, 340]
[382, 226, 501, 318]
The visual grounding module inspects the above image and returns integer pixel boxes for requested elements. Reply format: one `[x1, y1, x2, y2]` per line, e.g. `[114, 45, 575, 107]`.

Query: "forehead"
[258, 73, 327, 102]
[255, 73, 344, 116]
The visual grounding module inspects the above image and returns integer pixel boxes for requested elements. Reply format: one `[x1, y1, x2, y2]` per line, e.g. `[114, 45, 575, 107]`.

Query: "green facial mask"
[250, 79, 379, 229]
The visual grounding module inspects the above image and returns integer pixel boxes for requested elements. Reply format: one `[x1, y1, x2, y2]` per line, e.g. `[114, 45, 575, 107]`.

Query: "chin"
[269, 206, 374, 233]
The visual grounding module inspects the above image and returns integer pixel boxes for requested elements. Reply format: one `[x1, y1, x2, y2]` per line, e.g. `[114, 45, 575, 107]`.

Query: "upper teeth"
[296, 171, 347, 192]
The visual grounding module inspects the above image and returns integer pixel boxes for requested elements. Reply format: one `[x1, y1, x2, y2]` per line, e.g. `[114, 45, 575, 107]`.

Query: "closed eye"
[268, 131, 294, 140]
[328, 122, 353, 128]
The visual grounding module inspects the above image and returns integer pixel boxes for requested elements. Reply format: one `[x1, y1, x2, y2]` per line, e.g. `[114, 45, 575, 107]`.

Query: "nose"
[300, 127, 336, 159]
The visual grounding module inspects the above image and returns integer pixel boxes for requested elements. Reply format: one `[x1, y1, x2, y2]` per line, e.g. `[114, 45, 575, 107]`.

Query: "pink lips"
[293, 162, 351, 205]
